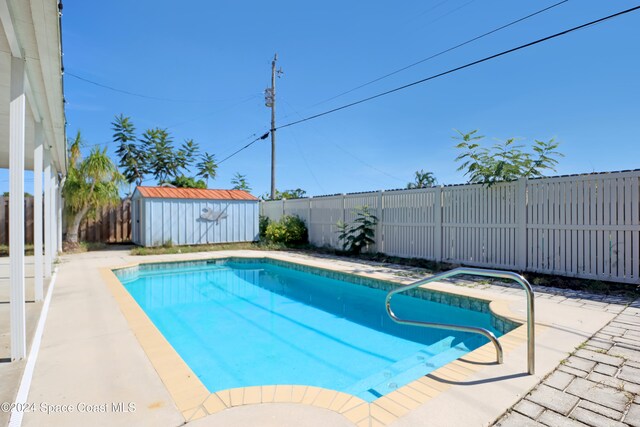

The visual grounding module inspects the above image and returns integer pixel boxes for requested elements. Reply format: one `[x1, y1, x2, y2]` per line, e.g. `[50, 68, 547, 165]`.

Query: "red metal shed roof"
[135, 186, 258, 201]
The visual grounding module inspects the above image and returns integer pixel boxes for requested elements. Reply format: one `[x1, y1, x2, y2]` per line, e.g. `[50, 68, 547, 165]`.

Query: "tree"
[279, 188, 306, 199]
[196, 153, 218, 187]
[63, 131, 123, 245]
[177, 139, 199, 172]
[113, 114, 146, 186]
[231, 173, 251, 192]
[260, 188, 306, 200]
[407, 170, 437, 189]
[113, 116, 204, 188]
[2, 192, 33, 197]
[454, 129, 563, 186]
[141, 128, 178, 184]
[169, 175, 206, 189]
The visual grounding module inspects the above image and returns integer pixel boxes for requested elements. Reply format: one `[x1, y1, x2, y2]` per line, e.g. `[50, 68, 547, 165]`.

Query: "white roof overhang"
[0, 0, 66, 173]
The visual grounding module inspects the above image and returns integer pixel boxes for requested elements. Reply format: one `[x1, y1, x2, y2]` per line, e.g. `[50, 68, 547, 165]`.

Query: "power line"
[428, 0, 478, 25]
[215, 132, 263, 158]
[308, 0, 569, 109]
[277, 5, 640, 131]
[165, 94, 261, 129]
[67, 72, 207, 103]
[294, 138, 327, 193]
[217, 132, 270, 165]
[86, 95, 262, 149]
[334, 144, 407, 184]
[408, 0, 452, 23]
[279, 99, 328, 192]
[282, 98, 403, 186]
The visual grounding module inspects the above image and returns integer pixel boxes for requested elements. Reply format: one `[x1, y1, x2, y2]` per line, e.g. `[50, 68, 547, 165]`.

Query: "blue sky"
[5, 0, 639, 196]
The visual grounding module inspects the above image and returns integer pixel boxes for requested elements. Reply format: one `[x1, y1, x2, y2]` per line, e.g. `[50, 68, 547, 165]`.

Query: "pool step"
[344, 336, 483, 401]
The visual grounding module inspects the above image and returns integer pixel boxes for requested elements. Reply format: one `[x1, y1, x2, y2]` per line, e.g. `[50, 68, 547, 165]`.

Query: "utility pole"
[265, 53, 282, 200]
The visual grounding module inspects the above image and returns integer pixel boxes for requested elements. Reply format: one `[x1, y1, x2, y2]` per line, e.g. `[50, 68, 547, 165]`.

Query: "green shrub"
[265, 215, 308, 246]
[259, 215, 271, 239]
[336, 206, 378, 255]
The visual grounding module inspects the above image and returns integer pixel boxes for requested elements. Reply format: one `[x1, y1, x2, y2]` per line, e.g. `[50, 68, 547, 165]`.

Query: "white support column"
[34, 123, 44, 301]
[9, 56, 26, 360]
[57, 178, 62, 252]
[51, 173, 57, 258]
[44, 151, 52, 277]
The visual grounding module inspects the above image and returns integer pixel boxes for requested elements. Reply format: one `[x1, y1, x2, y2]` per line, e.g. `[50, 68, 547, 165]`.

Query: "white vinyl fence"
[261, 170, 640, 284]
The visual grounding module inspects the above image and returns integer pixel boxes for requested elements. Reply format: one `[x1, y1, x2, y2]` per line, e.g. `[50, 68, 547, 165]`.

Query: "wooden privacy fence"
[0, 196, 36, 245]
[0, 197, 131, 245]
[77, 199, 131, 243]
[261, 170, 640, 284]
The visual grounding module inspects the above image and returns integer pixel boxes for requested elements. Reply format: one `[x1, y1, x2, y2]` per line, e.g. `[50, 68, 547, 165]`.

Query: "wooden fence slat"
[25, 198, 33, 244]
[4, 198, 9, 246]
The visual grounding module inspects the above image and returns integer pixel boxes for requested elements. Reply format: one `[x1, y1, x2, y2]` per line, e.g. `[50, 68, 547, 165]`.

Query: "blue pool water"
[116, 259, 507, 402]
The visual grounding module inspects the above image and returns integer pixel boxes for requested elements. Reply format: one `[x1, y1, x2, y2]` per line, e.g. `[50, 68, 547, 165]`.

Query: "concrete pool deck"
[4, 249, 637, 426]
[0, 256, 51, 427]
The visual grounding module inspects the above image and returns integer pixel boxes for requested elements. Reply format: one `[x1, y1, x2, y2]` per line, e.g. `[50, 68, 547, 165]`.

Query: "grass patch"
[130, 240, 640, 298]
[0, 241, 111, 256]
[62, 241, 110, 254]
[295, 246, 640, 298]
[129, 241, 286, 256]
[0, 244, 35, 257]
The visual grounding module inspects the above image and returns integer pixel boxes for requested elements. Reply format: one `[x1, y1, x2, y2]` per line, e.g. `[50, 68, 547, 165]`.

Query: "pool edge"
[102, 254, 535, 426]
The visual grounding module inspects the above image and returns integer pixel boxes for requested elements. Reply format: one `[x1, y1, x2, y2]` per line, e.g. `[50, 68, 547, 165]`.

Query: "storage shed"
[131, 186, 259, 247]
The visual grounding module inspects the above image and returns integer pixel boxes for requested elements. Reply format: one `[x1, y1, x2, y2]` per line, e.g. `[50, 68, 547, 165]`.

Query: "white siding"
[136, 198, 259, 246]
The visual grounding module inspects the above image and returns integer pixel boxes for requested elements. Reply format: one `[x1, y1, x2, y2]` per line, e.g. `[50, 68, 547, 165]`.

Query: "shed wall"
[136, 198, 258, 247]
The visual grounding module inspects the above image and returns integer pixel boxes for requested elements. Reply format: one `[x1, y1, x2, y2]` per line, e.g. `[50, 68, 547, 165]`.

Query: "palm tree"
[196, 153, 218, 187]
[407, 169, 437, 189]
[63, 131, 123, 245]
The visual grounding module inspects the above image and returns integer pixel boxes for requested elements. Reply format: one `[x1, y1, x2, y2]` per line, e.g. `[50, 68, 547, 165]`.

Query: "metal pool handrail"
[385, 267, 535, 375]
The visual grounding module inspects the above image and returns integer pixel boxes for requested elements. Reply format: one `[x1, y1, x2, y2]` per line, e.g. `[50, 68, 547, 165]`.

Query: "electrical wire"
[294, 138, 327, 194]
[333, 144, 407, 183]
[282, 98, 403, 187]
[409, 0, 451, 23]
[279, 100, 327, 192]
[213, 5, 637, 168]
[307, 0, 569, 109]
[86, 95, 262, 149]
[217, 132, 270, 165]
[165, 94, 261, 129]
[428, 0, 478, 25]
[277, 5, 640, 131]
[66, 72, 210, 103]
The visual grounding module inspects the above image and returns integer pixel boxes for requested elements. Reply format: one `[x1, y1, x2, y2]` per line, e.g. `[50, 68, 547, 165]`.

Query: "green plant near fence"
[264, 215, 308, 246]
[336, 206, 378, 255]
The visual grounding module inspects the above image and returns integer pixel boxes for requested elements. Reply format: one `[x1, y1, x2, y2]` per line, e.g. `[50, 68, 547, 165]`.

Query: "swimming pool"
[115, 258, 516, 402]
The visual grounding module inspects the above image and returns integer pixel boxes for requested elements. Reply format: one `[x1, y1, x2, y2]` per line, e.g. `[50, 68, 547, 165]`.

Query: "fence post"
[516, 177, 527, 271]
[434, 186, 443, 262]
[377, 190, 384, 253]
[307, 198, 312, 243]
